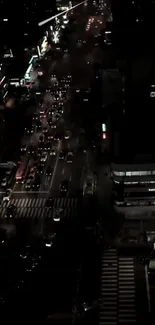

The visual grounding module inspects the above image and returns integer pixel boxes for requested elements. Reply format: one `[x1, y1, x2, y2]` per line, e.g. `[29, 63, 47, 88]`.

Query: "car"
[51, 122, 56, 129]
[48, 109, 55, 116]
[46, 166, 53, 176]
[51, 103, 57, 109]
[59, 180, 69, 192]
[59, 151, 65, 160]
[6, 204, 15, 218]
[66, 152, 73, 163]
[32, 113, 39, 121]
[50, 149, 56, 156]
[38, 143, 43, 152]
[1, 177, 7, 187]
[25, 178, 32, 189]
[39, 135, 45, 143]
[3, 189, 12, 202]
[44, 141, 51, 151]
[83, 177, 95, 196]
[36, 121, 42, 131]
[45, 233, 56, 247]
[40, 106, 45, 115]
[37, 164, 44, 174]
[47, 131, 54, 140]
[42, 126, 48, 134]
[40, 152, 48, 162]
[28, 145, 35, 154]
[46, 197, 54, 207]
[64, 130, 70, 140]
[53, 208, 64, 222]
[20, 144, 27, 152]
[54, 133, 60, 141]
[32, 176, 40, 188]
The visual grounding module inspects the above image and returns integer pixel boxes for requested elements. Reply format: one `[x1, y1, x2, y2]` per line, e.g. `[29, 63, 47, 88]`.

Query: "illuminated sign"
[102, 132, 106, 139]
[29, 55, 38, 65]
[102, 123, 106, 132]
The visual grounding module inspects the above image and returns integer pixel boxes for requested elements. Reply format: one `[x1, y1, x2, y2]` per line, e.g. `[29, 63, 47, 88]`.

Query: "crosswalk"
[100, 248, 136, 325]
[0, 197, 78, 219]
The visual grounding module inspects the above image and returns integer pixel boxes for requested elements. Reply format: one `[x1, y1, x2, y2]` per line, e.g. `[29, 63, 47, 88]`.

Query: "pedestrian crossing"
[100, 249, 136, 325]
[0, 197, 78, 219]
[118, 257, 136, 324]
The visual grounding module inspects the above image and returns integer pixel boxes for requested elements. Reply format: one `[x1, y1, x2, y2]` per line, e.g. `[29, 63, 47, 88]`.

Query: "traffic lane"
[69, 151, 85, 193]
[50, 158, 66, 193]
[40, 140, 61, 192]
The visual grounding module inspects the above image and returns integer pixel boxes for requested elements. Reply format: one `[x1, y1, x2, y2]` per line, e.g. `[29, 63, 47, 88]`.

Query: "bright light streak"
[25, 64, 32, 78]
[0, 76, 6, 85]
[3, 91, 8, 99]
[38, 0, 86, 27]
[29, 55, 38, 65]
[37, 45, 41, 57]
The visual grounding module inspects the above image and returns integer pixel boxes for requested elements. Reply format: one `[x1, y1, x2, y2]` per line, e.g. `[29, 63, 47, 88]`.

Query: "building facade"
[111, 162, 155, 217]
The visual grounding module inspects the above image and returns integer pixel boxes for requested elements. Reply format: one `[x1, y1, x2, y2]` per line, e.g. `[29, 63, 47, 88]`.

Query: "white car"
[53, 208, 63, 222]
[45, 233, 56, 247]
[40, 152, 48, 162]
[64, 131, 70, 140]
[3, 189, 12, 202]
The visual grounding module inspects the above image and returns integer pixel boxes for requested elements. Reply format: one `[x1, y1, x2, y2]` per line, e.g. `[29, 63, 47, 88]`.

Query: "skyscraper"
[0, 0, 56, 55]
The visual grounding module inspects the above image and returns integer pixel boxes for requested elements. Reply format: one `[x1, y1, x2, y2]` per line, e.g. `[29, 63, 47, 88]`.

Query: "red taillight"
[102, 132, 106, 139]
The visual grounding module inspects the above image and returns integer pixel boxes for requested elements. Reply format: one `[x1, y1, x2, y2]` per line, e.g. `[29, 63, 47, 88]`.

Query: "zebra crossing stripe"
[0, 197, 78, 218]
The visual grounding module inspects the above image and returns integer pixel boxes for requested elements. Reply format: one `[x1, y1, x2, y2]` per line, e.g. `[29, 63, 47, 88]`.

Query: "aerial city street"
[1, 0, 155, 324]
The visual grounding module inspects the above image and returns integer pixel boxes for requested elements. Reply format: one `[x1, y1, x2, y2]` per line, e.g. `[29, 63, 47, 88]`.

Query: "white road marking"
[69, 174, 72, 182]
[49, 142, 61, 189]
[145, 264, 151, 313]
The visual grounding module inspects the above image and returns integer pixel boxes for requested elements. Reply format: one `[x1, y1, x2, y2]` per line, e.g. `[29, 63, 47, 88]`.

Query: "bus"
[15, 157, 28, 183]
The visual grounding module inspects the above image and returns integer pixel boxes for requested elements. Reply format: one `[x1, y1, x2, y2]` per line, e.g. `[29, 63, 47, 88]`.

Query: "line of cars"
[17, 74, 72, 190]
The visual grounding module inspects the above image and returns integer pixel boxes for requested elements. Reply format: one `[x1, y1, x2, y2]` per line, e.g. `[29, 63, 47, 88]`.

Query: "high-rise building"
[0, 1, 57, 55]
[56, 0, 72, 11]
[111, 0, 155, 29]
[110, 0, 155, 48]
[109, 1, 155, 218]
